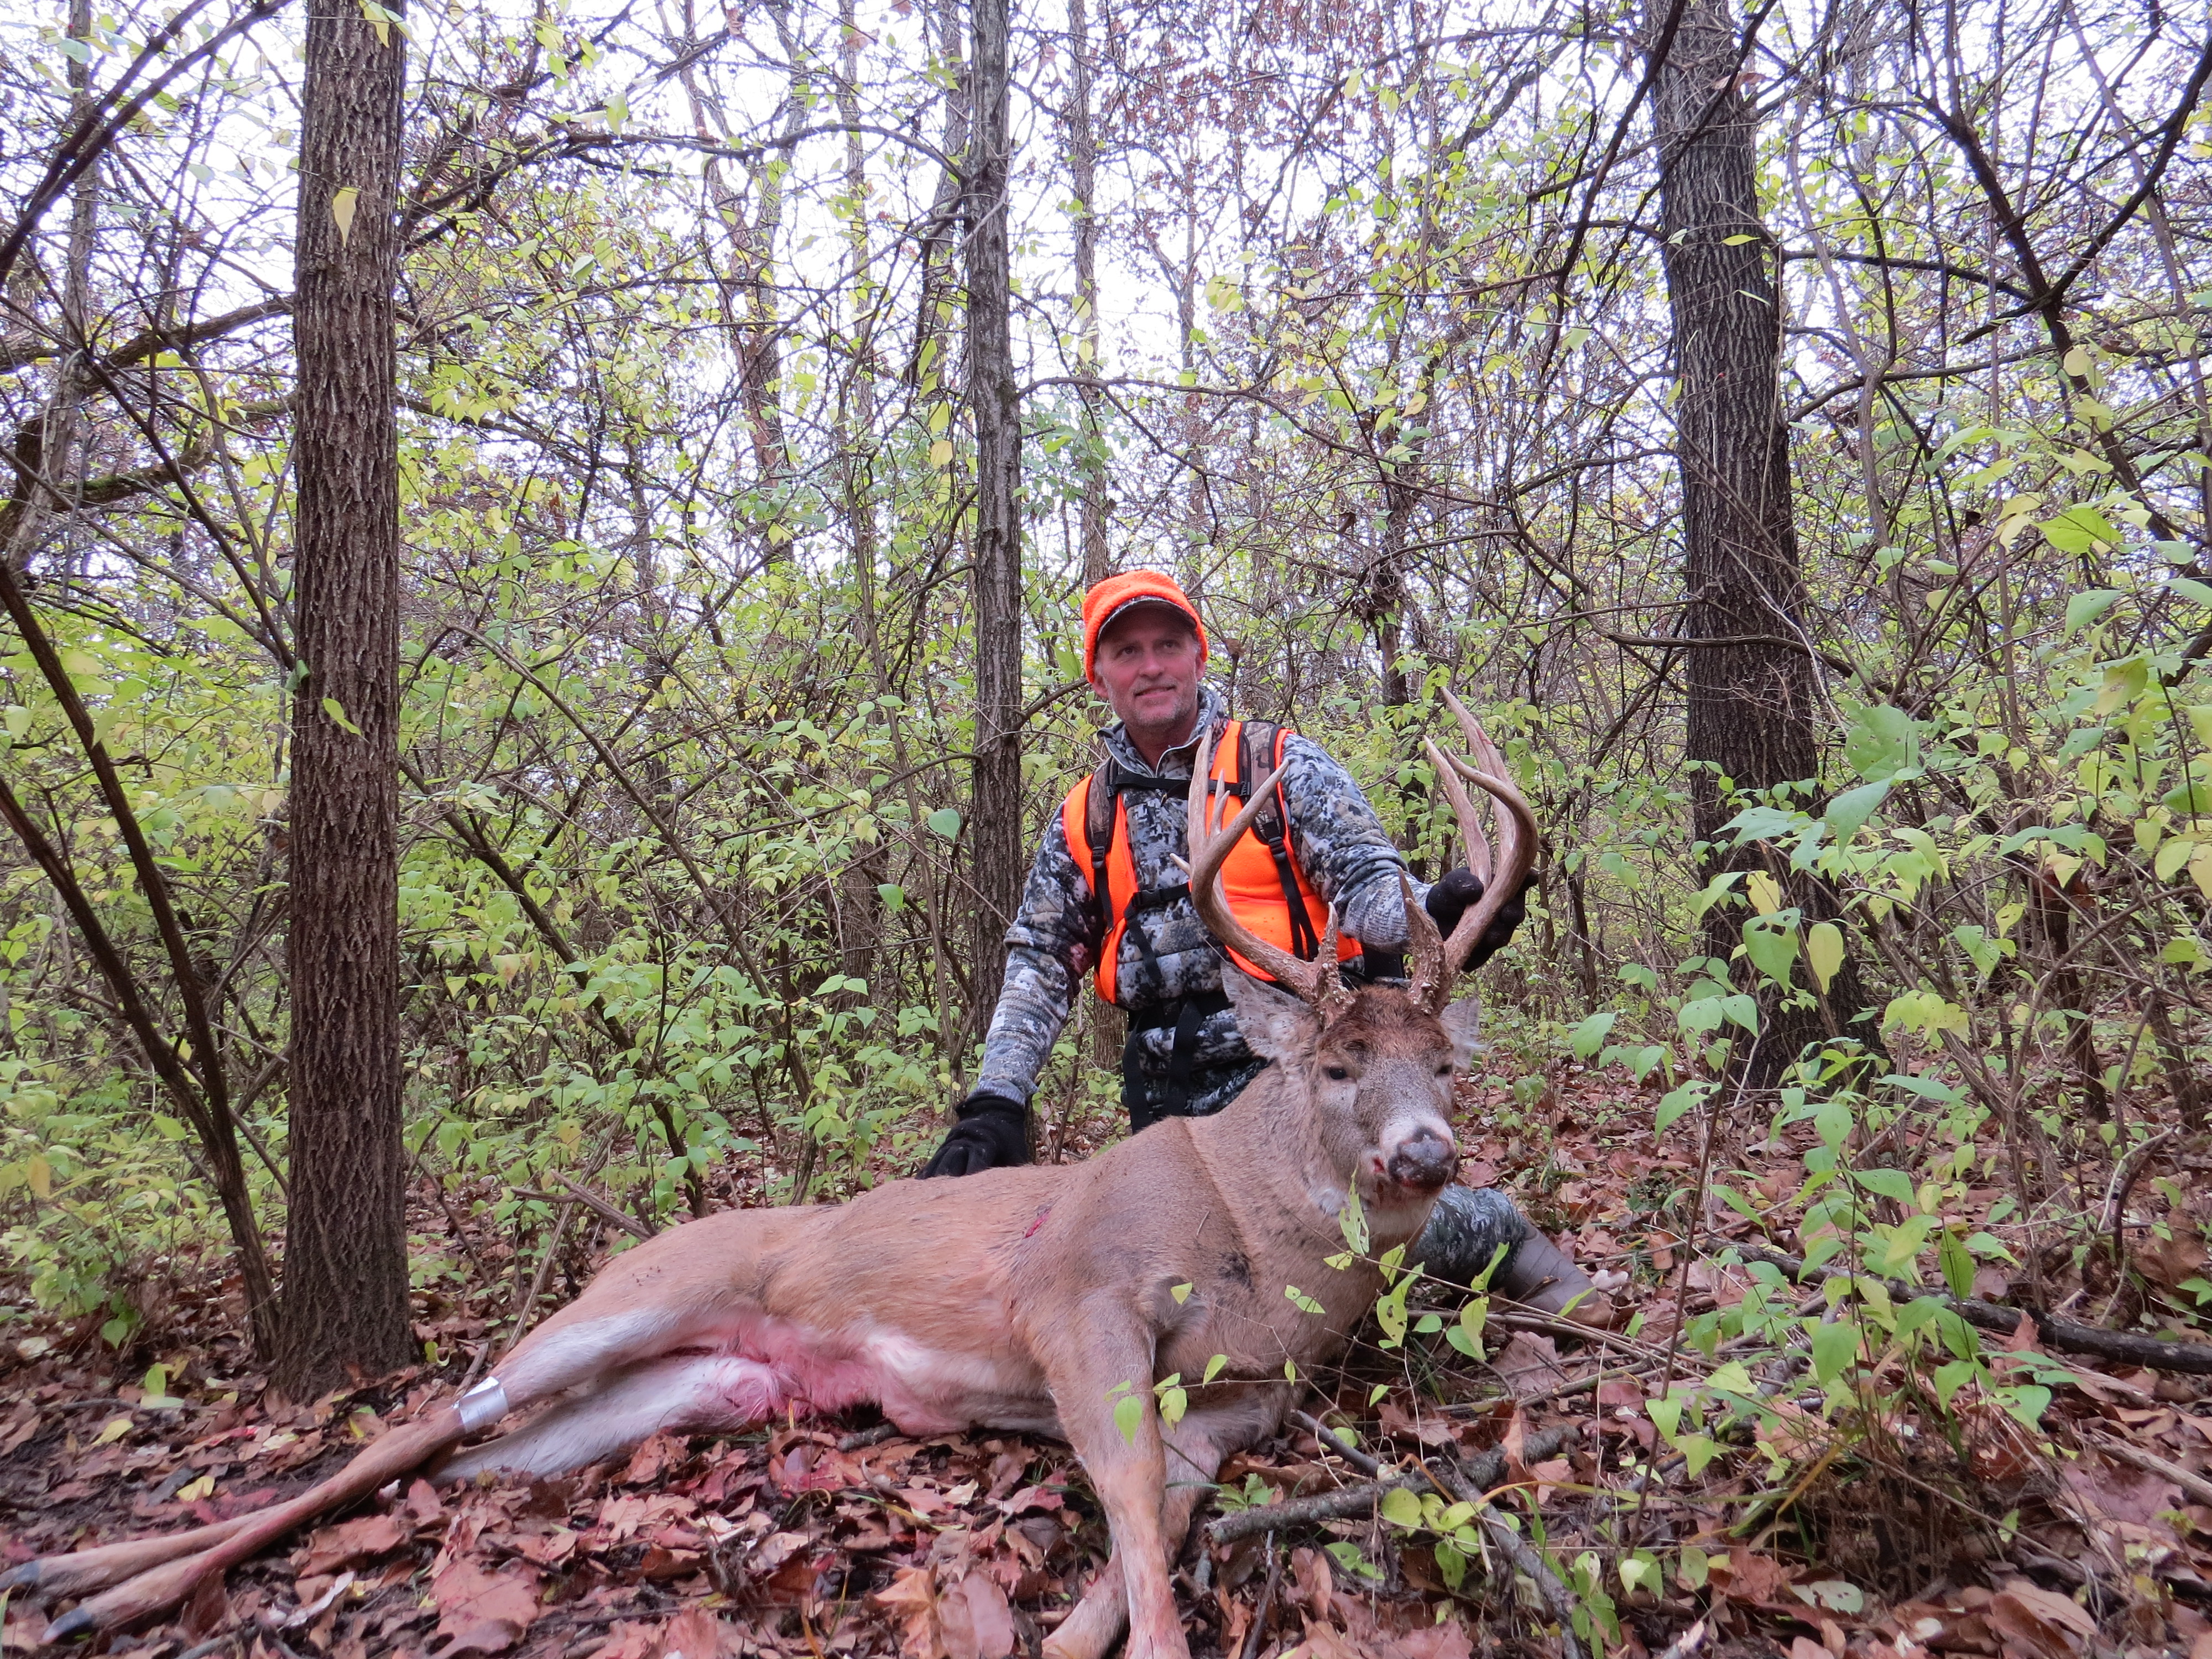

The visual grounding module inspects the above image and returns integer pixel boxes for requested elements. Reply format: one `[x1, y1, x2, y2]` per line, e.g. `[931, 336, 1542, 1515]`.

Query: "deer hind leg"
[444, 1352, 793, 1481]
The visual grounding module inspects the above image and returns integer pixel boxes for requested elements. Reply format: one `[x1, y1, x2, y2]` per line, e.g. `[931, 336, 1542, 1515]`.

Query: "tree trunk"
[281, 0, 413, 1397]
[964, 0, 1024, 1042]
[1066, 0, 1109, 587]
[1651, 0, 1841, 1083]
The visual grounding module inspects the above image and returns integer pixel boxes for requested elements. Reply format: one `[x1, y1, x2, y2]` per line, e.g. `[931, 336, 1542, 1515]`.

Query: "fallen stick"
[1204, 1426, 1574, 1546]
[2089, 1433, 2212, 1508]
[1731, 1243, 2212, 1376]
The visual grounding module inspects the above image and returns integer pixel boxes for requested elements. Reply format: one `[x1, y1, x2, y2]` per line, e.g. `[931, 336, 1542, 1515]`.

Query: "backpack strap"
[1234, 721, 1321, 962]
[1085, 760, 1118, 918]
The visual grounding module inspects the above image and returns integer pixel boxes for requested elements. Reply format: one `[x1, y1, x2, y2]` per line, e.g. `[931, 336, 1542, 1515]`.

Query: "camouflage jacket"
[975, 685, 1428, 1105]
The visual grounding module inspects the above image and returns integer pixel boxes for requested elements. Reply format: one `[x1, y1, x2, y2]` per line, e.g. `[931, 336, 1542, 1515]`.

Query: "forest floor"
[2, 1066, 2210, 1659]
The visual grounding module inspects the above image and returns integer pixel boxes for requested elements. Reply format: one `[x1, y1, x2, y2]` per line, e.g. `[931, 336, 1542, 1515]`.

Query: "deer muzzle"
[1383, 1129, 1459, 1195]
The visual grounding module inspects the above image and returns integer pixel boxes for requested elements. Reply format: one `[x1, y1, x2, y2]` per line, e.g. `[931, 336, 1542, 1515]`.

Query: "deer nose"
[1386, 1131, 1458, 1193]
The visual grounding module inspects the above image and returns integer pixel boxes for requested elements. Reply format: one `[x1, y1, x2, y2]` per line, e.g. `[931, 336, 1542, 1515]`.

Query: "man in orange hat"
[921, 569, 1528, 1175]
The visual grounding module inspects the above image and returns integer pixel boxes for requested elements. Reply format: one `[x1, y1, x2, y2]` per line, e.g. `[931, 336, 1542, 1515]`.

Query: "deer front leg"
[1037, 1318, 1187, 1659]
[1046, 1386, 1291, 1659]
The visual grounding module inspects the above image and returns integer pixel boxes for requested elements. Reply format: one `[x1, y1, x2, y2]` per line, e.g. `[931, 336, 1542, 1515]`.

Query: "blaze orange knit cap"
[1081, 571, 1209, 680]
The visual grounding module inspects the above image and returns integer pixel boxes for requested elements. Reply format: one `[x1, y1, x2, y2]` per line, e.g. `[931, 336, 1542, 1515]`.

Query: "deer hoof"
[41, 1606, 96, 1644]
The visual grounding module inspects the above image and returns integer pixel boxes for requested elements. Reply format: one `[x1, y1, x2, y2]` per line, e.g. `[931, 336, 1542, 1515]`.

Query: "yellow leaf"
[94, 1415, 132, 1446]
[927, 438, 953, 469]
[176, 1474, 216, 1503]
[330, 185, 360, 244]
[26, 1156, 49, 1201]
[1746, 872, 1783, 915]
[1806, 921, 1844, 992]
[2158, 837, 2197, 882]
[2190, 846, 2212, 902]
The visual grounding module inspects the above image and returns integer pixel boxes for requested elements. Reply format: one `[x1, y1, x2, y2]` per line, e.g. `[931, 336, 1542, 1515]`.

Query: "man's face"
[1089, 606, 1203, 744]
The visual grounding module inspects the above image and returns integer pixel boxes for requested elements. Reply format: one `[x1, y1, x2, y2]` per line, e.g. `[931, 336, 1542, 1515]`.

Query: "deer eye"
[1323, 1065, 1350, 1082]
[1435, 1063, 1454, 1077]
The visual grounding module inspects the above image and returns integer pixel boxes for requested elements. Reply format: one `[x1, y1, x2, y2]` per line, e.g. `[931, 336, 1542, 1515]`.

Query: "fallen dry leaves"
[0, 1068, 2209, 1657]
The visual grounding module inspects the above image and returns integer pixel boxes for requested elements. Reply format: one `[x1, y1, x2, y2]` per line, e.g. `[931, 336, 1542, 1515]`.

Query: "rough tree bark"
[964, 0, 1024, 1046]
[282, 0, 414, 1396]
[1652, 0, 1855, 1082]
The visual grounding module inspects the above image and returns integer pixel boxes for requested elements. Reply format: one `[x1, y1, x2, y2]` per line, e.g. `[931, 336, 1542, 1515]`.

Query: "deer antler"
[1186, 727, 1353, 1019]
[1408, 689, 1541, 1011]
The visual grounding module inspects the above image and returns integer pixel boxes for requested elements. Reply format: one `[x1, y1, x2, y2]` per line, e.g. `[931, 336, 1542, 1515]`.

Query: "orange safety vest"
[1060, 719, 1361, 1006]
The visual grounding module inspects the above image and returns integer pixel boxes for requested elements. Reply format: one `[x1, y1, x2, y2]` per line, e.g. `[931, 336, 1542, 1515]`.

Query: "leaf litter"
[2, 1067, 2209, 1657]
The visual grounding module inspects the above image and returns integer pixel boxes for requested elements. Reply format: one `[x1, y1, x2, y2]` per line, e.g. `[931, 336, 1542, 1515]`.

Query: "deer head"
[1183, 698, 1539, 1225]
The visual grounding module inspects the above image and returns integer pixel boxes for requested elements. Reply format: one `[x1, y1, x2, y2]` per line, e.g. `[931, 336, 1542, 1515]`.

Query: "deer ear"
[1223, 966, 1318, 1061]
[1437, 995, 1483, 1071]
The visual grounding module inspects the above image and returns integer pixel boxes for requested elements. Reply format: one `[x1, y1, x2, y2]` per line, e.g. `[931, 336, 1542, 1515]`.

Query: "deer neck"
[1207, 1068, 1365, 1237]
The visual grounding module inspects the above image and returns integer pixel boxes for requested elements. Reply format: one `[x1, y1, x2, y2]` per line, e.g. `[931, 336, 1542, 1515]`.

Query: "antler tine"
[1422, 737, 1493, 885]
[1402, 869, 1447, 1009]
[1185, 728, 1337, 1008]
[1437, 749, 1539, 979]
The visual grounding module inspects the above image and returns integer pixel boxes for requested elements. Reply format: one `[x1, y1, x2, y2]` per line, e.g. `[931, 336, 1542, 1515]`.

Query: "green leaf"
[1379, 1486, 1425, 1528]
[1170, 1281, 1193, 1305]
[1853, 1167, 1915, 1204]
[1931, 1359, 1979, 1407]
[1203, 1353, 1227, 1383]
[1654, 1084, 1700, 1135]
[321, 696, 362, 736]
[1156, 1384, 1187, 1428]
[1568, 1010, 1616, 1060]
[2063, 586, 2124, 635]
[1285, 1285, 1324, 1315]
[1823, 780, 1890, 839]
[1938, 1228, 1975, 1300]
[1674, 1433, 1724, 1477]
[1844, 706, 1919, 783]
[1113, 1391, 1144, 1444]
[1458, 1295, 1489, 1351]
[2041, 509, 2120, 556]
[1743, 916, 1798, 985]
[1324, 1541, 1384, 1580]
[925, 807, 962, 839]
[1810, 1318, 1860, 1384]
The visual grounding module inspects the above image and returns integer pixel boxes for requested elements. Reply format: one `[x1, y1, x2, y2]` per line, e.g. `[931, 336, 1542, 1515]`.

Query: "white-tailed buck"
[16, 694, 1538, 1659]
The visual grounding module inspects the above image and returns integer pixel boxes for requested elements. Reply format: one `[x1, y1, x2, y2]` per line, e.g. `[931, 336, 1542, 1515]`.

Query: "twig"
[1202, 1427, 1575, 1546]
[1655, 1618, 1710, 1659]
[2101, 1130, 2177, 1272]
[1206, 1473, 1422, 1545]
[1733, 1241, 2212, 1375]
[1436, 1452, 1587, 1659]
[1290, 1410, 1383, 1476]
[2089, 1433, 2212, 1508]
[1489, 1307, 1668, 1363]
[1238, 1533, 1281, 1659]
[836, 1422, 900, 1452]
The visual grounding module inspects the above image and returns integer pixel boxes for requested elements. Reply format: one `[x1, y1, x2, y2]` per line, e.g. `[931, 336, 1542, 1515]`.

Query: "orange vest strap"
[1062, 721, 1358, 1006]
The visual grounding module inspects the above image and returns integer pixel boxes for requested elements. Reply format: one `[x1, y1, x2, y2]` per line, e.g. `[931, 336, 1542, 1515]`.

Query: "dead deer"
[15, 693, 1537, 1659]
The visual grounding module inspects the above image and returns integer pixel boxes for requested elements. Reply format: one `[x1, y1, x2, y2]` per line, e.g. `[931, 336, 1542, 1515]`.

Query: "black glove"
[1426, 866, 1535, 968]
[919, 1091, 1030, 1178]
